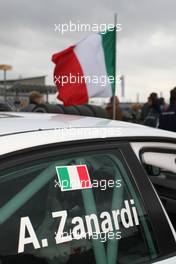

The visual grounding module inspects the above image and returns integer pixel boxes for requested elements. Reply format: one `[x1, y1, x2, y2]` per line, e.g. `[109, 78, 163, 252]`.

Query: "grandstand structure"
[0, 75, 56, 102]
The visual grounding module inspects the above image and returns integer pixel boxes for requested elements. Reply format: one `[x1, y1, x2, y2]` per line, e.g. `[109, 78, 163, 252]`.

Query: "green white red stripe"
[56, 165, 92, 191]
[52, 28, 116, 106]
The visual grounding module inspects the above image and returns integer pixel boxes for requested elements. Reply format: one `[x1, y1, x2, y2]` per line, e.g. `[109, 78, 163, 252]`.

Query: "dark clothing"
[143, 108, 160, 128]
[141, 103, 150, 121]
[159, 110, 176, 132]
[20, 103, 47, 113]
[0, 102, 12, 112]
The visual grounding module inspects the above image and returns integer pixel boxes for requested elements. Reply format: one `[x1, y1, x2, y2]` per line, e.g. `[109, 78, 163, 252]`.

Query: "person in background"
[0, 100, 12, 112]
[106, 96, 123, 120]
[20, 91, 46, 112]
[158, 97, 168, 113]
[14, 95, 21, 111]
[168, 87, 176, 112]
[159, 87, 176, 132]
[143, 94, 160, 127]
[20, 98, 28, 109]
[141, 93, 158, 121]
[131, 103, 142, 123]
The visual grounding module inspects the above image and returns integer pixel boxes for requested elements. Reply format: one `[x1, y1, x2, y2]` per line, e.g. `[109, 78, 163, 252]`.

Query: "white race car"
[0, 112, 176, 264]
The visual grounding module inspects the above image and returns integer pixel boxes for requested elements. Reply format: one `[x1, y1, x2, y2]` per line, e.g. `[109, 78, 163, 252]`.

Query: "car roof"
[0, 112, 176, 139]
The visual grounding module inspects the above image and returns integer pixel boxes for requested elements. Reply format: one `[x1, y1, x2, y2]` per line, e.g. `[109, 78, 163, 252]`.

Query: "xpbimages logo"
[55, 165, 122, 191]
[54, 73, 121, 87]
[55, 165, 92, 191]
[54, 21, 122, 35]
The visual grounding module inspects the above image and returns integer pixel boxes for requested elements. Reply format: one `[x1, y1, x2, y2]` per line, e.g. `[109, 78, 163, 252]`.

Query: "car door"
[0, 140, 175, 264]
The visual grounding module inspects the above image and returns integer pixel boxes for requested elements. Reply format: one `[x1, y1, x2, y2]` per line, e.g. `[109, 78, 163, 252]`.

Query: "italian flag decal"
[52, 28, 116, 106]
[56, 165, 92, 191]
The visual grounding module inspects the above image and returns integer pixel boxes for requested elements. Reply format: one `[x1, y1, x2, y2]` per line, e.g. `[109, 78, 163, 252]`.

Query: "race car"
[0, 112, 176, 264]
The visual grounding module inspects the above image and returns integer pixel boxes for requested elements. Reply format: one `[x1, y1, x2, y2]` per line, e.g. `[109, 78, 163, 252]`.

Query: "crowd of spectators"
[107, 87, 176, 132]
[1, 87, 176, 133]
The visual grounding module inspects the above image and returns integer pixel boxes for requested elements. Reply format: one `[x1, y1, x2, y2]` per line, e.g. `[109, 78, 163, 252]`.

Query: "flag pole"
[113, 13, 117, 120]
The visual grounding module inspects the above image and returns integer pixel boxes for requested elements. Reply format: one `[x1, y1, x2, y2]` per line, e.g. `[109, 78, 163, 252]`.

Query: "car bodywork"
[0, 112, 176, 264]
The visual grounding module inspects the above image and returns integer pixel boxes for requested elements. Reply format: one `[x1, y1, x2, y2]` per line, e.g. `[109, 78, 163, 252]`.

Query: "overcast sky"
[0, 0, 176, 102]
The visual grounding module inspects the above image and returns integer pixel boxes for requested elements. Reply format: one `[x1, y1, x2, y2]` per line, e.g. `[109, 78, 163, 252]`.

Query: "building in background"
[0, 75, 56, 103]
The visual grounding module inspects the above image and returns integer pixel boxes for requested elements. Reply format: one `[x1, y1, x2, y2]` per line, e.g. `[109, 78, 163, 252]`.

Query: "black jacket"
[159, 109, 176, 132]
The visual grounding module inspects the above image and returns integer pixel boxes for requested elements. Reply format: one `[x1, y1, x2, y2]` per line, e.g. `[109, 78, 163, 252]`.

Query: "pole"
[0, 65, 12, 102]
[46, 87, 49, 103]
[121, 75, 125, 97]
[136, 92, 140, 103]
[112, 13, 117, 120]
[4, 69, 7, 102]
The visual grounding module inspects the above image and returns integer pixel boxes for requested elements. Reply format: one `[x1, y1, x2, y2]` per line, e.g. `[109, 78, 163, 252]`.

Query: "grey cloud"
[0, 0, 176, 101]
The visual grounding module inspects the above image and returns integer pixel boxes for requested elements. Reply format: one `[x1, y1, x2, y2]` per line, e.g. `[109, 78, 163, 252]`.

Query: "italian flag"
[56, 165, 92, 191]
[52, 28, 116, 106]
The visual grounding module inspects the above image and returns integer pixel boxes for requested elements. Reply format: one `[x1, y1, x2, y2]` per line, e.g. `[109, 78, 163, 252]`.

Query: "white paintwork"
[0, 112, 175, 155]
[142, 152, 176, 173]
[0, 112, 150, 135]
[131, 142, 176, 160]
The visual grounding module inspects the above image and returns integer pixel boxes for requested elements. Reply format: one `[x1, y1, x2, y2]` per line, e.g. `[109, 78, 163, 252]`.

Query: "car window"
[142, 152, 176, 174]
[141, 149, 176, 232]
[0, 148, 159, 264]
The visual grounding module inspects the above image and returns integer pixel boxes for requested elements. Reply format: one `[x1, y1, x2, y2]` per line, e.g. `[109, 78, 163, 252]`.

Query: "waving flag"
[52, 28, 116, 106]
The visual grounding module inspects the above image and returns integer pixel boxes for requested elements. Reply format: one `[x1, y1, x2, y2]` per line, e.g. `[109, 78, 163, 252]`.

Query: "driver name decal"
[18, 199, 139, 253]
